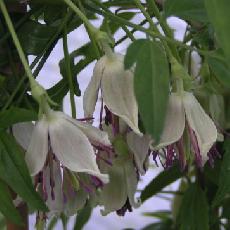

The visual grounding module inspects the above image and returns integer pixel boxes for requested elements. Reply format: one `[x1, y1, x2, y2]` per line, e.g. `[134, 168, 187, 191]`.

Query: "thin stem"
[121, 25, 136, 41]
[134, 0, 159, 33]
[63, 0, 96, 33]
[88, 0, 208, 56]
[63, 25, 77, 118]
[76, 0, 101, 59]
[0, 1, 34, 84]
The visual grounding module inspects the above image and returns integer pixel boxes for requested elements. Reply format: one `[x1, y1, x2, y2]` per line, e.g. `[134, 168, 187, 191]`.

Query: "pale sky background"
[29, 11, 187, 230]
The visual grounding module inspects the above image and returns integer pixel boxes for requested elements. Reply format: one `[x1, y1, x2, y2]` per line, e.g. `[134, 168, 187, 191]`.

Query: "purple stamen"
[176, 138, 186, 171]
[165, 145, 175, 168]
[116, 198, 132, 216]
[90, 176, 104, 188]
[208, 144, 221, 168]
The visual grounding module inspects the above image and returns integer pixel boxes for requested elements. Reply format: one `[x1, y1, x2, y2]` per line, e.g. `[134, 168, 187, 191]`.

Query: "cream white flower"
[154, 91, 218, 167]
[83, 53, 141, 135]
[25, 109, 110, 183]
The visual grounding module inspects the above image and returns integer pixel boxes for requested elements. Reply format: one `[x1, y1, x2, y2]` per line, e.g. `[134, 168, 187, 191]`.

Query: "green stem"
[88, 0, 208, 55]
[121, 25, 135, 41]
[134, 0, 159, 33]
[63, 0, 96, 34]
[75, 0, 101, 59]
[0, 0, 34, 85]
[63, 25, 77, 118]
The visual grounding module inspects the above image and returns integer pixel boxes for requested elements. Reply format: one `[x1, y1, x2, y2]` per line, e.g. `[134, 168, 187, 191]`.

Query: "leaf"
[206, 50, 230, 88]
[73, 204, 92, 230]
[124, 39, 169, 143]
[177, 183, 209, 230]
[0, 180, 22, 225]
[141, 220, 173, 230]
[212, 140, 230, 207]
[164, 0, 208, 22]
[0, 107, 37, 129]
[18, 20, 56, 55]
[141, 164, 181, 202]
[205, 0, 230, 65]
[47, 79, 69, 104]
[0, 132, 48, 212]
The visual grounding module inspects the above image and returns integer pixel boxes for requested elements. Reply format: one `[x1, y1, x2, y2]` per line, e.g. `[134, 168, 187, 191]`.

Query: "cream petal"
[155, 93, 185, 149]
[99, 159, 127, 215]
[13, 122, 34, 150]
[49, 116, 109, 184]
[25, 118, 48, 176]
[126, 132, 151, 175]
[124, 160, 141, 208]
[183, 92, 217, 165]
[101, 54, 141, 135]
[61, 113, 111, 146]
[44, 161, 64, 216]
[83, 56, 105, 118]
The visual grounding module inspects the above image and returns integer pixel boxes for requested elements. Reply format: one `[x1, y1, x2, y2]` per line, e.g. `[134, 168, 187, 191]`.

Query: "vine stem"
[0, 0, 34, 86]
[63, 25, 77, 118]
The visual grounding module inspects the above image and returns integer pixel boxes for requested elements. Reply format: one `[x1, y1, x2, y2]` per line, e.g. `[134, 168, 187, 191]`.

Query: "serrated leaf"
[124, 39, 169, 143]
[205, 0, 230, 65]
[0, 132, 47, 212]
[0, 180, 22, 225]
[177, 183, 209, 230]
[141, 164, 181, 202]
[212, 140, 230, 207]
[164, 0, 208, 22]
[0, 107, 37, 129]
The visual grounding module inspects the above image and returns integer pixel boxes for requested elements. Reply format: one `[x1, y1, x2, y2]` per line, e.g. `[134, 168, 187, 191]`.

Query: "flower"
[25, 109, 110, 183]
[83, 53, 141, 135]
[154, 91, 218, 168]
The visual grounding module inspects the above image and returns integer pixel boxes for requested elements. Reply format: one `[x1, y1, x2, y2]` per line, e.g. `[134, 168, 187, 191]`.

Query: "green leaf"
[0, 107, 37, 129]
[18, 20, 56, 55]
[213, 140, 230, 206]
[141, 220, 173, 230]
[164, 0, 208, 22]
[0, 132, 48, 212]
[74, 204, 92, 230]
[0, 180, 22, 225]
[205, 0, 230, 64]
[206, 51, 230, 88]
[47, 79, 69, 104]
[141, 164, 181, 202]
[177, 183, 209, 230]
[124, 39, 169, 143]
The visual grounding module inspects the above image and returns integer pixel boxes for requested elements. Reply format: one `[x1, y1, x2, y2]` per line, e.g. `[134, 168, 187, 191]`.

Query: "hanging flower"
[25, 108, 110, 183]
[83, 53, 141, 135]
[153, 91, 218, 168]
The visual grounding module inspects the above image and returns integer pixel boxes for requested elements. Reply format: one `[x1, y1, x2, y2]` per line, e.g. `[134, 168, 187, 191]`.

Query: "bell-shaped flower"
[154, 91, 218, 168]
[25, 109, 110, 183]
[83, 53, 141, 135]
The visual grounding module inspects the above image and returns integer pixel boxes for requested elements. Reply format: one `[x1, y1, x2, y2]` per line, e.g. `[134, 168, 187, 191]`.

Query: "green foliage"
[124, 39, 169, 143]
[205, 0, 230, 65]
[74, 204, 92, 230]
[177, 183, 209, 230]
[213, 140, 230, 207]
[0, 132, 47, 212]
[164, 0, 208, 22]
[0, 180, 22, 225]
[141, 164, 182, 202]
[0, 107, 37, 129]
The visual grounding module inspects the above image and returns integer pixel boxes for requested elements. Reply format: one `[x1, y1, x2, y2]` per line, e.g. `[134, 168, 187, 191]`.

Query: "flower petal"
[124, 160, 141, 208]
[61, 113, 111, 146]
[13, 122, 34, 150]
[155, 93, 185, 149]
[127, 132, 151, 175]
[183, 92, 217, 165]
[25, 118, 48, 176]
[83, 57, 105, 118]
[101, 54, 141, 135]
[49, 116, 109, 183]
[44, 161, 64, 215]
[99, 159, 128, 215]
